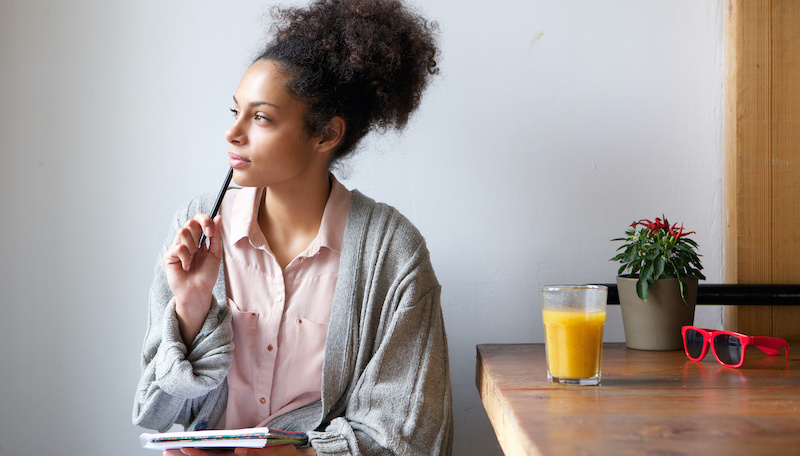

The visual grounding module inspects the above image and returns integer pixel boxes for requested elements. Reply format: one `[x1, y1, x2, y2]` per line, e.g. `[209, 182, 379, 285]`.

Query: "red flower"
[632, 215, 670, 233]
[631, 215, 699, 240]
[668, 222, 696, 239]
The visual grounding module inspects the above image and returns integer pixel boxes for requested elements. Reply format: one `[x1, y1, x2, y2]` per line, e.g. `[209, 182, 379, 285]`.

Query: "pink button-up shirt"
[216, 176, 352, 429]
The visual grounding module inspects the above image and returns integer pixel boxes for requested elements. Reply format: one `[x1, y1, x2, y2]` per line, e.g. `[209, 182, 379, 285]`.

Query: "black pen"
[198, 166, 234, 248]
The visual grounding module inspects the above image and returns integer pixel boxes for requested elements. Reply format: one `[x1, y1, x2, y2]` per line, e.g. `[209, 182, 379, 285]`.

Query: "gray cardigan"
[133, 190, 453, 456]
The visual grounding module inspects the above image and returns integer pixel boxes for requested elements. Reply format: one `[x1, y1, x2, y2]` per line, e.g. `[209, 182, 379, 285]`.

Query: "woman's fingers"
[207, 215, 223, 257]
[167, 214, 216, 271]
[175, 242, 195, 272]
[180, 218, 203, 246]
[196, 212, 216, 240]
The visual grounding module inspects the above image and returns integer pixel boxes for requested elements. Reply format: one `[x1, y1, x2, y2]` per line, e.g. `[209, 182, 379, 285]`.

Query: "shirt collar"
[229, 187, 267, 249]
[315, 174, 352, 254]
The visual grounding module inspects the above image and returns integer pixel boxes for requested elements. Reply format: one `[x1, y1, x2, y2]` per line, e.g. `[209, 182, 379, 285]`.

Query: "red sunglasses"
[681, 326, 789, 368]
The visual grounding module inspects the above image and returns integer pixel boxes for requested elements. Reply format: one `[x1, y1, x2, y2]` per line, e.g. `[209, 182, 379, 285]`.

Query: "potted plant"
[611, 215, 705, 350]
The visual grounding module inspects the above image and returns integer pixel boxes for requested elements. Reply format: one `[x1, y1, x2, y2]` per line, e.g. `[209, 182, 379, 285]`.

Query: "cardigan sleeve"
[308, 243, 453, 456]
[132, 196, 233, 432]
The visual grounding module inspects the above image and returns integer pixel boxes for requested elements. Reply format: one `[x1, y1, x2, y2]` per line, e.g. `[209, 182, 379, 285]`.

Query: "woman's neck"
[257, 173, 332, 269]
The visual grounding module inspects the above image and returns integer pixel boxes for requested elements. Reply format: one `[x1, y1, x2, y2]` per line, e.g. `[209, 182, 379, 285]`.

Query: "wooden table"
[476, 343, 800, 456]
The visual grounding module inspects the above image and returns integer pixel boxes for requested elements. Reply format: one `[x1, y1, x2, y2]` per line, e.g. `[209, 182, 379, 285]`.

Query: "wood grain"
[724, 0, 800, 339]
[477, 343, 800, 456]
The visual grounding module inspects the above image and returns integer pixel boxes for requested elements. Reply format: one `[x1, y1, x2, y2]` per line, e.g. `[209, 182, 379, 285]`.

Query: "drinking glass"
[542, 285, 608, 385]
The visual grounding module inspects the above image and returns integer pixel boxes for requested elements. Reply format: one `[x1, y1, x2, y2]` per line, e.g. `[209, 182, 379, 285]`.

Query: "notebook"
[139, 427, 308, 450]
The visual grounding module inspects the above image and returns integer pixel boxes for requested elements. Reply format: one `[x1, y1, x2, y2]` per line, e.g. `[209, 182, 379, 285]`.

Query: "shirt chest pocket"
[282, 315, 330, 402]
[228, 298, 258, 390]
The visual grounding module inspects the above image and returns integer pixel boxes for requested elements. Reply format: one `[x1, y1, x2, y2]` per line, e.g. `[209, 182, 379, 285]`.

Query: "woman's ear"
[316, 116, 346, 154]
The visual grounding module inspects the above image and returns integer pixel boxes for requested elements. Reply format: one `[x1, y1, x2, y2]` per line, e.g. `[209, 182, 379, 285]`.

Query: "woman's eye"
[254, 114, 270, 122]
[230, 108, 240, 118]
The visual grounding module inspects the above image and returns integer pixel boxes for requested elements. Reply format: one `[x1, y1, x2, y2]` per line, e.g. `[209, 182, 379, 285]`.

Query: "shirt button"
[259, 398, 266, 404]
[250, 313, 257, 318]
[298, 319, 303, 324]
[267, 344, 274, 351]
[277, 295, 284, 302]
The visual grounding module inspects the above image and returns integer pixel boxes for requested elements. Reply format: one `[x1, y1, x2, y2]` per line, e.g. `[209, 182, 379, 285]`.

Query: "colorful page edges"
[139, 427, 309, 450]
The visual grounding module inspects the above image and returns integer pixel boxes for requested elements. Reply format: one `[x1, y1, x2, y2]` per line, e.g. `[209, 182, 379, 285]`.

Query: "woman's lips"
[228, 152, 250, 168]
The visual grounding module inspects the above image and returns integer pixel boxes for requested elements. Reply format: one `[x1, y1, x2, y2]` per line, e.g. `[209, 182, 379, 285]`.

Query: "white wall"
[0, 1, 723, 455]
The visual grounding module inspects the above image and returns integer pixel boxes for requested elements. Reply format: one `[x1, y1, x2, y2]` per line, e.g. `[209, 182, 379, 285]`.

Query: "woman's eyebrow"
[232, 95, 281, 109]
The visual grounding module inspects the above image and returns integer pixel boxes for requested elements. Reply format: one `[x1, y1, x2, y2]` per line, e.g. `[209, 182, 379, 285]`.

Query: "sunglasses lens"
[684, 328, 705, 359]
[713, 334, 742, 365]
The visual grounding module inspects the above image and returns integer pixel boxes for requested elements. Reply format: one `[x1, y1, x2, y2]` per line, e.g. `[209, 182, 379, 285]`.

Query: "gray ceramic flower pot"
[617, 276, 698, 350]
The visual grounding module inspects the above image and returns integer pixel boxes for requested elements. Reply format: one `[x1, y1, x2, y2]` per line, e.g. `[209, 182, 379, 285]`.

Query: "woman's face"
[225, 59, 330, 189]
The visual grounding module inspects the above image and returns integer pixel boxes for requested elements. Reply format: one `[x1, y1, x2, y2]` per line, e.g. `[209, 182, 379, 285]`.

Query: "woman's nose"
[225, 119, 246, 144]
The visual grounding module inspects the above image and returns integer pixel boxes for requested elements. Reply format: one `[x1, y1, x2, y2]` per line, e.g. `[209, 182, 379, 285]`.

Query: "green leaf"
[654, 255, 666, 279]
[678, 280, 688, 304]
[637, 277, 649, 301]
[641, 262, 654, 282]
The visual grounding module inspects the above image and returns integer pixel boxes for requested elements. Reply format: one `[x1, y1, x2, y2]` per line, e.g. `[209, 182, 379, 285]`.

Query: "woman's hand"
[163, 213, 223, 345]
[163, 445, 315, 456]
[163, 449, 235, 456]
[233, 445, 316, 455]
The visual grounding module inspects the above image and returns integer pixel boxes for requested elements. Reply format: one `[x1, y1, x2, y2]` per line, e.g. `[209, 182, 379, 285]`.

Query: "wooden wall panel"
[724, 0, 800, 340]
[769, 1, 800, 339]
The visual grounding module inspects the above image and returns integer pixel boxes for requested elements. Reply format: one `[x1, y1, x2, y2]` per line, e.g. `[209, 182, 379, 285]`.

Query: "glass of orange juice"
[542, 284, 607, 385]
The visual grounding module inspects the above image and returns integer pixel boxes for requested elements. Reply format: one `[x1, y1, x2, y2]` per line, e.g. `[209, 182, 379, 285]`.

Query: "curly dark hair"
[256, 0, 440, 163]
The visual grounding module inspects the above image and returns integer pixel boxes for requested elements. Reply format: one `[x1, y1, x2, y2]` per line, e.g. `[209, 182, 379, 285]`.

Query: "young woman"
[132, 1, 452, 455]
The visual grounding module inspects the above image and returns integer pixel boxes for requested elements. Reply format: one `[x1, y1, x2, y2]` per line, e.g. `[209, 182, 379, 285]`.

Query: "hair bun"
[259, 0, 440, 161]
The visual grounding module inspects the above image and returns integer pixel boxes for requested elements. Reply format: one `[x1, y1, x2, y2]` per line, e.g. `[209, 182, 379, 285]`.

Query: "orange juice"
[543, 309, 606, 380]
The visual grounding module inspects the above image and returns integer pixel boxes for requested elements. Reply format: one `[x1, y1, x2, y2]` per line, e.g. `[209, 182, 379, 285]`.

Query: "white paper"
[139, 427, 306, 450]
